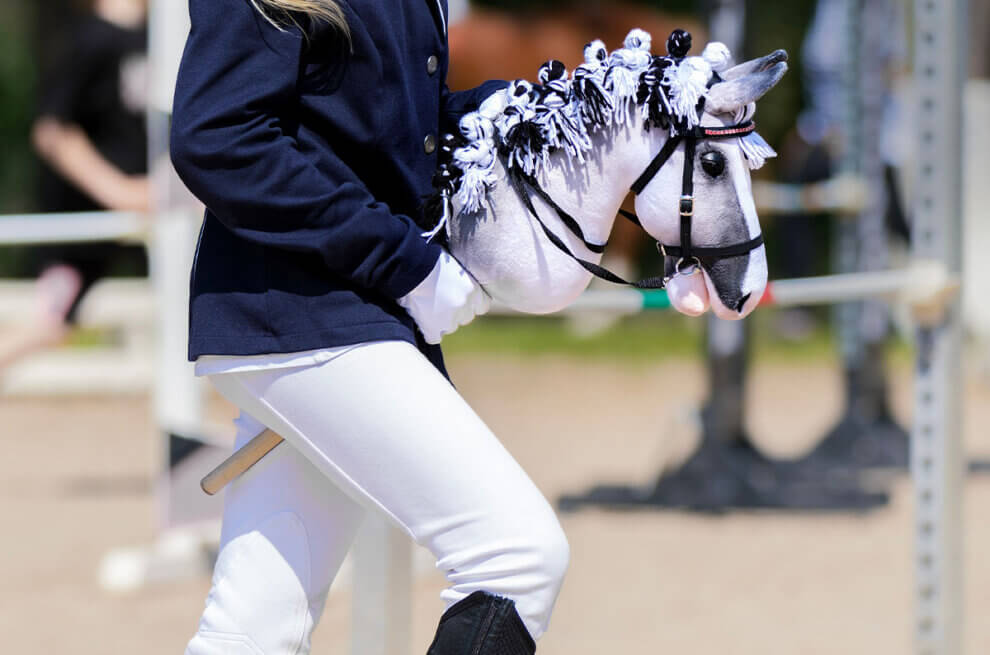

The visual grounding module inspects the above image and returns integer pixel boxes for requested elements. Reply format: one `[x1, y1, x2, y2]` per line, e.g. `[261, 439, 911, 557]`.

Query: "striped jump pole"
[488, 264, 959, 316]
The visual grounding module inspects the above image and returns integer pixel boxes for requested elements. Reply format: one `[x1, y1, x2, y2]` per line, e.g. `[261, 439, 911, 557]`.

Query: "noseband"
[509, 109, 765, 290]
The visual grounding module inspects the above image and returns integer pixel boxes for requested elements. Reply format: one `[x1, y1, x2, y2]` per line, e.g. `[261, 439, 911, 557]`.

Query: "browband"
[630, 120, 756, 195]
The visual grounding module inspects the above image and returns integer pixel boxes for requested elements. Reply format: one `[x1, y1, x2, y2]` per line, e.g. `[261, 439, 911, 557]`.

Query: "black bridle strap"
[508, 167, 667, 289]
[659, 234, 764, 259]
[617, 208, 640, 226]
[629, 135, 682, 195]
[520, 170, 606, 254]
[614, 210, 763, 265]
[530, 213, 668, 289]
[629, 120, 758, 198]
[680, 135, 697, 262]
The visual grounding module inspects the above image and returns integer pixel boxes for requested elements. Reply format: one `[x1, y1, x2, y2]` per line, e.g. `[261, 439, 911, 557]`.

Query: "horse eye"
[701, 151, 726, 177]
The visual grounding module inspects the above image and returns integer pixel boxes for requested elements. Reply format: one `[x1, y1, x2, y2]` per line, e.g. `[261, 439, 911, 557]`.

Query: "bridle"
[508, 98, 765, 290]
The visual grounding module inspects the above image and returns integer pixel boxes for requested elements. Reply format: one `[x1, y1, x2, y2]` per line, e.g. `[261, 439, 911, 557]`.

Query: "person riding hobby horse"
[170, 0, 786, 651]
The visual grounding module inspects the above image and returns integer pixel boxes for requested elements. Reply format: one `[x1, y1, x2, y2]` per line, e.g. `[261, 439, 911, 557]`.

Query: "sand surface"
[2, 354, 989, 654]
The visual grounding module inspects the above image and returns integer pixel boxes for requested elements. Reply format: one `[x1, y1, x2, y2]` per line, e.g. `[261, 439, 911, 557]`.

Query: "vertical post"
[148, 0, 206, 529]
[352, 518, 413, 655]
[911, 0, 966, 652]
[700, 0, 750, 449]
[703, 317, 749, 444]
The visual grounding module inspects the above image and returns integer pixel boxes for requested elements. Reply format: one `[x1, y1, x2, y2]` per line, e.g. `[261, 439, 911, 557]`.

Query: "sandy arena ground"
[2, 353, 989, 654]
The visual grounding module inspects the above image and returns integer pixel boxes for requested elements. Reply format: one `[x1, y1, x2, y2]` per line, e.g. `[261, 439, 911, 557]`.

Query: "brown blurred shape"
[447, 4, 705, 90]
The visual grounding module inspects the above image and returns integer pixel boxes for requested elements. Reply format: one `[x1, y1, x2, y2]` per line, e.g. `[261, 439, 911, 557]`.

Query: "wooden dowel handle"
[200, 428, 285, 495]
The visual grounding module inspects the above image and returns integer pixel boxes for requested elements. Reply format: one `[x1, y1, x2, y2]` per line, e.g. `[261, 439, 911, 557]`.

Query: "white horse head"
[630, 46, 789, 318]
[427, 29, 788, 319]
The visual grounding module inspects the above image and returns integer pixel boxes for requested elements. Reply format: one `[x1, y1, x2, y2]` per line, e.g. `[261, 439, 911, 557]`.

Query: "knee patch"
[187, 512, 315, 655]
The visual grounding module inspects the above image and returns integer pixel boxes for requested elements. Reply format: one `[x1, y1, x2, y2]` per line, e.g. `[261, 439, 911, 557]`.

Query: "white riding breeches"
[185, 340, 569, 655]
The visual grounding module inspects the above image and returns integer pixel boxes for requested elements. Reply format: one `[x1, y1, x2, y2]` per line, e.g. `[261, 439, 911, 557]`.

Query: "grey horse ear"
[706, 55, 788, 115]
[720, 49, 788, 80]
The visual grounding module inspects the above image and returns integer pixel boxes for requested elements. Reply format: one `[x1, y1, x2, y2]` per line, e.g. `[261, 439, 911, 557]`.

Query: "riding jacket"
[170, 0, 506, 370]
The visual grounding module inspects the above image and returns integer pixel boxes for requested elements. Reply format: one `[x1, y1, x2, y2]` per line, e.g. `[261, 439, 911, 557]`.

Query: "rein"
[510, 115, 764, 290]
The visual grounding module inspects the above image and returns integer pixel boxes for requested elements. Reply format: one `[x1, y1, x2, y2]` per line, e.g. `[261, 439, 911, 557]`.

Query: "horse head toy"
[422, 29, 788, 320]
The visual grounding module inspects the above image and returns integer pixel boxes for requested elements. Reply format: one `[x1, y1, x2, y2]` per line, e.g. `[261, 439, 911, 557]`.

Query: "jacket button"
[427, 54, 439, 75]
[424, 134, 437, 154]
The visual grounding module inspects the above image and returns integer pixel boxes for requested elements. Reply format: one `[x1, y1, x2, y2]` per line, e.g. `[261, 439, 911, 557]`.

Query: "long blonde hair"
[250, 0, 351, 45]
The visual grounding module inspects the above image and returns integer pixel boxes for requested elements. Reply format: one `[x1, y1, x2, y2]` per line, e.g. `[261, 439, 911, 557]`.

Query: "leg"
[209, 341, 568, 648]
[186, 411, 366, 655]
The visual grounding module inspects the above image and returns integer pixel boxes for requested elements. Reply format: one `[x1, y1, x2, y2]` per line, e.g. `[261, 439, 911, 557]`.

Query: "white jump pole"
[911, 0, 966, 652]
[148, 0, 206, 527]
[0, 211, 146, 245]
[97, 0, 216, 591]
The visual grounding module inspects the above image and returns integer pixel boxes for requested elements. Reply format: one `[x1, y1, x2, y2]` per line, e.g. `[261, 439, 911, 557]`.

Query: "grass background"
[442, 310, 912, 365]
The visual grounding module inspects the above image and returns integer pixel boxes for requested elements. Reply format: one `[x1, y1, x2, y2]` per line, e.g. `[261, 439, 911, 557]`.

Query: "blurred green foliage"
[0, 3, 37, 215]
[0, 3, 38, 276]
[744, 1, 816, 173]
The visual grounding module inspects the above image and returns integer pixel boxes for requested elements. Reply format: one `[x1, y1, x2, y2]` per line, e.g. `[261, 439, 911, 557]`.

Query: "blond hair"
[250, 0, 351, 45]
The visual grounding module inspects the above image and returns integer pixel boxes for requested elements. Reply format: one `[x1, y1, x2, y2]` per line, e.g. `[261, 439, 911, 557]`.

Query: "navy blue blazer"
[170, 0, 505, 370]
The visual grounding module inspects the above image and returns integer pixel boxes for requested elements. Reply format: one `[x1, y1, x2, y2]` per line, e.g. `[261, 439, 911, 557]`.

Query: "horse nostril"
[735, 293, 751, 313]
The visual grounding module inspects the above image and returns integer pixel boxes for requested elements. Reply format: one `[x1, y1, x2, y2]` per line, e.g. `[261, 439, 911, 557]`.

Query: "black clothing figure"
[0, 6, 149, 372]
[33, 9, 148, 324]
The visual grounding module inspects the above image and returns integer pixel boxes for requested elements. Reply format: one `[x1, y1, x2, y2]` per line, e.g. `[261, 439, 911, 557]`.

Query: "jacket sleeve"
[439, 79, 509, 134]
[169, 0, 442, 299]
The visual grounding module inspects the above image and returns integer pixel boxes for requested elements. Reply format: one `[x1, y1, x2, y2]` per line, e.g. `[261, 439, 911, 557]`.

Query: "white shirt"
[194, 343, 374, 377]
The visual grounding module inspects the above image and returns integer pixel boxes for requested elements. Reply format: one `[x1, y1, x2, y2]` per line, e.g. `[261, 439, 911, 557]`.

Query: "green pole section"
[640, 289, 671, 310]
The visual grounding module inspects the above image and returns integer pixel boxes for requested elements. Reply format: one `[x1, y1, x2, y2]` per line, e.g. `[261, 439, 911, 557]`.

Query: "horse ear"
[720, 49, 788, 81]
[706, 57, 788, 115]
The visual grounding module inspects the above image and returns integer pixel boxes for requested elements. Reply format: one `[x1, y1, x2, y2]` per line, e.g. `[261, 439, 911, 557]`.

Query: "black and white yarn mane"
[420, 28, 777, 243]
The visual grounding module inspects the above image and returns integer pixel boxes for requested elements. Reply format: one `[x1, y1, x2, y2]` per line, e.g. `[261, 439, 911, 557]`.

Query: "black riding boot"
[426, 591, 536, 655]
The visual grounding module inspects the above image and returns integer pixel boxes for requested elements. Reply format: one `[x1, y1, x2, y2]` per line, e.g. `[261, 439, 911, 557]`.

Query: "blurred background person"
[0, 0, 149, 371]
[771, 0, 909, 342]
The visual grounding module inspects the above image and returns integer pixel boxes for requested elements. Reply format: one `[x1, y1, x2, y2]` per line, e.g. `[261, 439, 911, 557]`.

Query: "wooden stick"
[200, 428, 285, 495]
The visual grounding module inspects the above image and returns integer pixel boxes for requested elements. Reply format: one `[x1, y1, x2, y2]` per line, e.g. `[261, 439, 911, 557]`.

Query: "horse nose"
[734, 293, 751, 313]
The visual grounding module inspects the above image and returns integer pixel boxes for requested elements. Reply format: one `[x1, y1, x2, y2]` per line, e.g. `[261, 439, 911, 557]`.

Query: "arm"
[32, 118, 150, 211]
[169, 0, 441, 299]
[33, 21, 150, 212]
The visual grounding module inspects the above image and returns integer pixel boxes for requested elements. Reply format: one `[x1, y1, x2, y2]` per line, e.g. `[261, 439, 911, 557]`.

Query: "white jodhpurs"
[185, 340, 569, 655]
